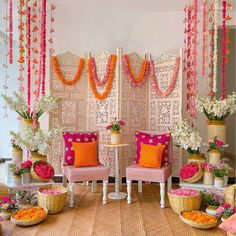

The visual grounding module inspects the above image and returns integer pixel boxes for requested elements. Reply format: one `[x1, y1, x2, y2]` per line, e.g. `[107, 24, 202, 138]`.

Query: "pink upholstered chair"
[62, 131, 110, 207]
[126, 131, 172, 208]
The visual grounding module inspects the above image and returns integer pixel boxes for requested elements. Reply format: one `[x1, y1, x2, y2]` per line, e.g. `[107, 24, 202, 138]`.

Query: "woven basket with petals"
[182, 163, 203, 183]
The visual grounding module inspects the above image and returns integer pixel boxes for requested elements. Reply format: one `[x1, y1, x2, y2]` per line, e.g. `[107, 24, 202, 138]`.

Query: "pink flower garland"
[150, 57, 180, 98]
[48, 4, 56, 55]
[27, 7, 31, 115]
[9, 0, 13, 64]
[90, 55, 112, 87]
[122, 55, 150, 87]
[221, 0, 227, 99]
[202, 1, 207, 77]
[41, 0, 47, 95]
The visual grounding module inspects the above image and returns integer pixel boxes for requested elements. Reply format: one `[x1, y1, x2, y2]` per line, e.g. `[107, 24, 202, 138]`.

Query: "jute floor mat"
[1, 184, 227, 236]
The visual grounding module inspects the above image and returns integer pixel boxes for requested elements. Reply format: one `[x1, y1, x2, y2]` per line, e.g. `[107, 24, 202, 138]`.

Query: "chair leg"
[138, 180, 142, 193]
[160, 182, 165, 209]
[167, 175, 172, 192]
[69, 183, 74, 208]
[62, 174, 67, 188]
[102, 180, 108, 204]
[127, 180, 132, 204]
[92, 181, 97, 193]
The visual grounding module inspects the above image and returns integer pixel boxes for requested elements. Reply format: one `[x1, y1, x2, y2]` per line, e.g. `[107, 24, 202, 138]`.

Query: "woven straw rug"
[1, 184, 227, 236]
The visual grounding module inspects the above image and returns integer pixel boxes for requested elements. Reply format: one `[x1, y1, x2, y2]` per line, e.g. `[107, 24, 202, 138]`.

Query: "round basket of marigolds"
[30, 161, 54, 183]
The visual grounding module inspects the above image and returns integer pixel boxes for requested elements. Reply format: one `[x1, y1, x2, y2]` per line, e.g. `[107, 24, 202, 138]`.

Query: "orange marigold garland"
[51, 56, 85, 86]
[122, 54, 150, 87]
[88, 54, 117, 100]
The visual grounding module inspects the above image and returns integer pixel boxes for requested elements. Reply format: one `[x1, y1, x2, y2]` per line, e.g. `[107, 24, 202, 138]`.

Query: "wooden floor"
[1, 184, 227, 236]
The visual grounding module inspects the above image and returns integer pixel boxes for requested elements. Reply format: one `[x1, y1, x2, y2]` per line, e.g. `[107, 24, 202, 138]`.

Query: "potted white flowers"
[10, 127, 62, 163]
[16, 190, 36, 209]
[10, 133, 23, 164]
[1, 92, 59, 132]
[196, 92, 236, 142]
[170, 120, 205, 163]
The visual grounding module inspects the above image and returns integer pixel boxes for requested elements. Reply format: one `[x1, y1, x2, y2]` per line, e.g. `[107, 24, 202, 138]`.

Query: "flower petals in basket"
[180, 162, 203, 183]
[30, 161, 54, 183]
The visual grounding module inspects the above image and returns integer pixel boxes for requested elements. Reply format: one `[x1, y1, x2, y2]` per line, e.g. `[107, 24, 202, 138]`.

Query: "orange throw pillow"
[72, 141, 99, 167]
[139, 143, 166, 168]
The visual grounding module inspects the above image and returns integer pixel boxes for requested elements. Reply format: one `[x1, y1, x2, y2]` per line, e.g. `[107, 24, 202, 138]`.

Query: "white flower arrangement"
[196, 92, 236, 121]
[10, 127, 63, 156]
[170, 119, 202, 154]
[1, 92, 59, 120]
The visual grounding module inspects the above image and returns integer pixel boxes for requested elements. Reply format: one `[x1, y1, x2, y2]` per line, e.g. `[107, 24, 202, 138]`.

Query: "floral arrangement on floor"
[201, 163, 214, 172]
[0, 196, 17, 213]
[106, 118, 125, 132]
[10, 126, 62, 156]
[213, 164, 228, 178]
[169, 188, 200, 197]
[21, 160, 32, 173]
[208, 136, 225, 151]
[16, 190, 36, 205]
[1, 92, 59, 120]
[34, 162, 54, 180]
[179, 162, 200, 179]
[217, 204, 236, 220]
[9, 163, 24, 177]
[170, 119, 202, 154]
[41, 189, 61, 195]
[201, 190, 224, 207]
[196, 92, 236, 121]
[181, 211, 217, 225]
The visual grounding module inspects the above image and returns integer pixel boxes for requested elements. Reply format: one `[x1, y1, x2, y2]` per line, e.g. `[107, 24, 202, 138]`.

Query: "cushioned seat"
[63, 165, 109, 182]
[126, 163, 172, 183]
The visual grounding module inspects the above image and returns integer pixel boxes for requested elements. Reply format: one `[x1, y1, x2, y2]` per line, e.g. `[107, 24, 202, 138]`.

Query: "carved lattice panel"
[148, 53, 182, 177]
[120, 53, 149, 175]
[88, 51, 118, 176]
[49, 52, 88, 174]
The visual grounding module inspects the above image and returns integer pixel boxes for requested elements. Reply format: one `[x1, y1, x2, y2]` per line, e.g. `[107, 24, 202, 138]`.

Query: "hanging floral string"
[202, 0, 207, 77]
[122, 54, 150, 87]
[88, 54, 117, 100]
[40, 0, 47, 95]
[150, 57, 180, 98]
[225, 1, 232, 64]
[27, 7, 31, 115]
[49, 4, 56, 55]
[89, 55, 113, 87]
[183, 6, 187, 72]
[9, 0, 13, 64]
[221, 0, 227, 99]
[18, 0, 25, 95]
[186, 6, 193, 115]
[51, 56, 85, 85]
[212, 0, 218, 95]
[2, 0, 9, 117]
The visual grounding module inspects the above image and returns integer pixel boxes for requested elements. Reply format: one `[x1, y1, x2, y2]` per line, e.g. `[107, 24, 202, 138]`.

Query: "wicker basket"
[37, 185, 68, 214]
[182, 164, 203, 183]
[168, 192, 201, 214]
[227, 232, 236, 236]
[30, 161, 54, 183]
[11, 207, 48, 226]
[179, 211, 217, 229]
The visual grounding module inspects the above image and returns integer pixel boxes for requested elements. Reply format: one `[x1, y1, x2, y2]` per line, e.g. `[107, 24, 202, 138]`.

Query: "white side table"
[104, 143, 129, 200]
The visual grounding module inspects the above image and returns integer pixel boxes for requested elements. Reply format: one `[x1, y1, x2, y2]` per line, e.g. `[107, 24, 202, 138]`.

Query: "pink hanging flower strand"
[9, 0, 13, 64]
[27, 6, 31, 116]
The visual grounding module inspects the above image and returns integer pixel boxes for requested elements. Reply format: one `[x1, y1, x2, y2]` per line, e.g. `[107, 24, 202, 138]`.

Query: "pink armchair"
[126, 131, 172, 208]
[62, 131, 110, 207]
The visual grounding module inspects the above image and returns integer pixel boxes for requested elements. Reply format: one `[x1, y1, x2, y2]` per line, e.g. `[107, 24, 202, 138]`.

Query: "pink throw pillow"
[63, 132, 98, 165]
[219, 214, 236, 234]
[135, 131, 171, 166]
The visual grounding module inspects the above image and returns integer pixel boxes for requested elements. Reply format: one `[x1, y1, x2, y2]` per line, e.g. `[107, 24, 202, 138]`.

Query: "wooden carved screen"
[88, 51, 118, 176]
[119, 53, 149, 175]
[148, 53, 183, 177]
[49, 52, 88, 174]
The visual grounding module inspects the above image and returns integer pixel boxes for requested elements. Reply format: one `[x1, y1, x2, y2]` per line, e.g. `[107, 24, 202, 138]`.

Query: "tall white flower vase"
[12, 175, 22, 186]
[209, 149, 221, 164]
[12, 147, 23, 164]
[22, 172, 31, 184]
[110, 131, 120, 145]
[214, 177, 224, 188]
[19, 118, 40, 133]
[203, 170, 214, 185]
[207, 121, 226, 143]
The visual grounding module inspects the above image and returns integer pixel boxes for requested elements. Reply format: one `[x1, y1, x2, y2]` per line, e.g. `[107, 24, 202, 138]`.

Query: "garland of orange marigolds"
[51, 56, 85, 86]
[88, 54, 117, 100]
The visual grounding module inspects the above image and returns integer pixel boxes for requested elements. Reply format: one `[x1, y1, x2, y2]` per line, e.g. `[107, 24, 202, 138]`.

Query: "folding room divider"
[49, 48, 183, 177]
